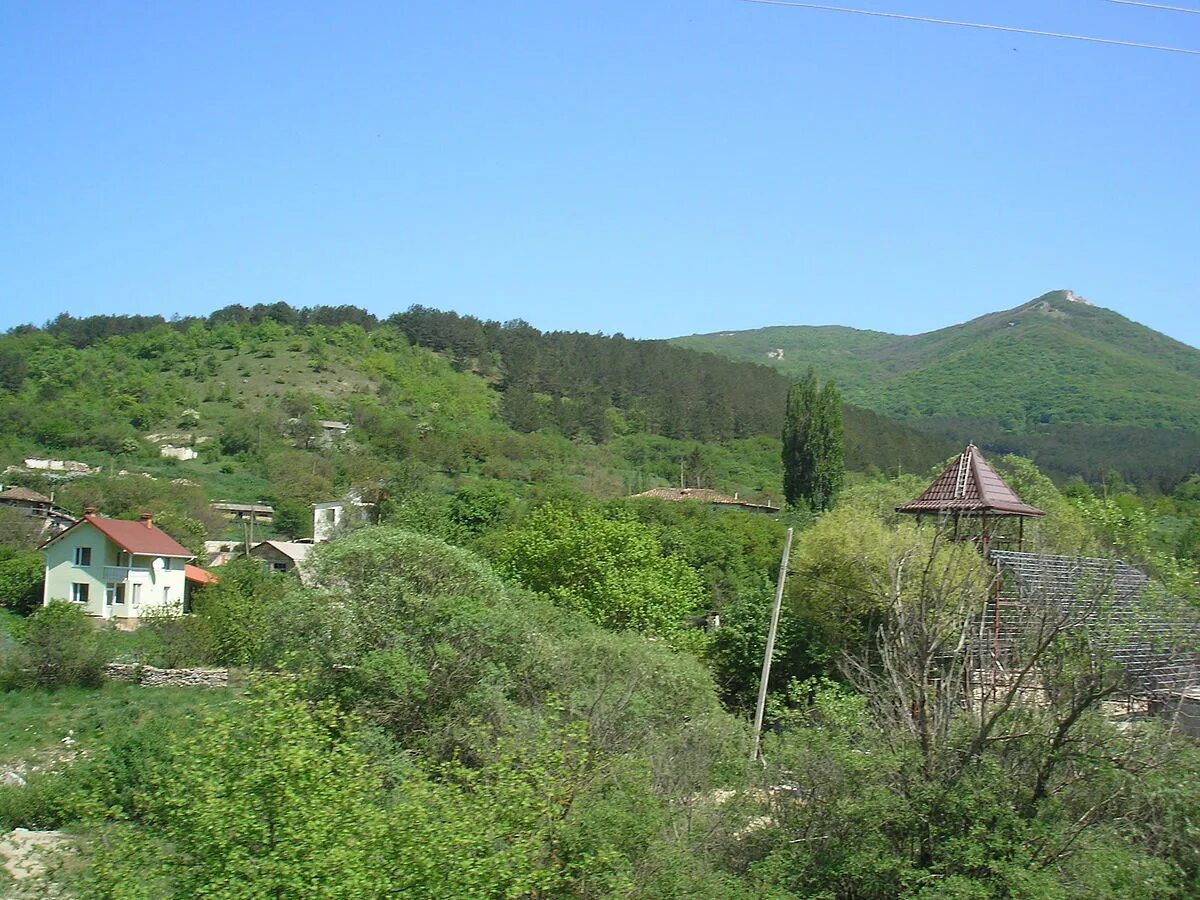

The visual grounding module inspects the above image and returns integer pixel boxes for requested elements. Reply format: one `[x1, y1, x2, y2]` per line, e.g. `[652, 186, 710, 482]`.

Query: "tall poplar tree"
[782, 369, 844, 511]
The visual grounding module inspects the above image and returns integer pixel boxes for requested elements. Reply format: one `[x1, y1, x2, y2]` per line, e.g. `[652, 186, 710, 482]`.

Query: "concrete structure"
[313, 490, 375, 542]
[40, 510, 208, 621]
[159, 445, 198, 461]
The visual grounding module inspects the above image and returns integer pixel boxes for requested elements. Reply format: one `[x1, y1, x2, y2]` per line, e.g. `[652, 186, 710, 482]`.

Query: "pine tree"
[782, 369, 844, 510]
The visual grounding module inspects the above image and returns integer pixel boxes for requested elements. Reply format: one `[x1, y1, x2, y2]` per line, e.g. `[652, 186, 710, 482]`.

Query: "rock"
[0, 828, 71, 884]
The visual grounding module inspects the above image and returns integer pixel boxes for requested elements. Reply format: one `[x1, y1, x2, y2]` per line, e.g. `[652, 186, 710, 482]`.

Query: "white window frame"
[74, 547, 92, 566]
[71, 583, 89, 603]
[105, 582, 126, 606]
[130, 583, 142, 607]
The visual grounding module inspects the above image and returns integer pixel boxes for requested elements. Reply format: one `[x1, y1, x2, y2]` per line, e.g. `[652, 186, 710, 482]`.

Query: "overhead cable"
[740, 0, 1200, 55]
[1102, 0, 1200, 14]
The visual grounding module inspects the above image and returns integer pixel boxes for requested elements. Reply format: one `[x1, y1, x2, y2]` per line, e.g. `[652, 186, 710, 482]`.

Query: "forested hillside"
[676, 291, 1200, 488]
[0, 304, 948, 528]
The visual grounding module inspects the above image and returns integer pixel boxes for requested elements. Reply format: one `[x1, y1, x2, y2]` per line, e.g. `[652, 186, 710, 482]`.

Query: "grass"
[0, 683, 236, 765]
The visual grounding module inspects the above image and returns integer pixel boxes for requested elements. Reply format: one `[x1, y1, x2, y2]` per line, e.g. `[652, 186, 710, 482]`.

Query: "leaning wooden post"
[751, 526, 794, 762]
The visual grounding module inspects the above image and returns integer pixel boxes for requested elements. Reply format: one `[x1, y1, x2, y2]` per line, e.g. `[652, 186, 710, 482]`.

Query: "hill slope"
[0, 307, 950, 531]
[676, 291, 1200, 431]
[675, 292, 1200, 487]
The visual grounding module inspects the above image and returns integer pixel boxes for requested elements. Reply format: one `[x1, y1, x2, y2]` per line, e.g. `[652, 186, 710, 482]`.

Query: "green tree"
[490, 501, 705, 635]
[782, 369, 844, 511]
[0, 548, 44, 614]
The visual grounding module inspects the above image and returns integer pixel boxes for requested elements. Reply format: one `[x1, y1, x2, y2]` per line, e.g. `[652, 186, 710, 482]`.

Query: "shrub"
[2, 601, 110, 689]
[0, 548, 44, 615]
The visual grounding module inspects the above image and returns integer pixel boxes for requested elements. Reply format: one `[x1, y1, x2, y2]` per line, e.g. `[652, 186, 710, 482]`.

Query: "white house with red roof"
[41, 508, 213, 621]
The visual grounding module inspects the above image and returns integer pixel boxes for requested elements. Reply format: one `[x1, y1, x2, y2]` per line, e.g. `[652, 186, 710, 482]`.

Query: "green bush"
[0, 548, 44, 615]
[1, 601, 110, 689]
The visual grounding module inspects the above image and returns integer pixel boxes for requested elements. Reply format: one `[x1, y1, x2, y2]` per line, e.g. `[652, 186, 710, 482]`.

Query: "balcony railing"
[103, 566, 152, 583]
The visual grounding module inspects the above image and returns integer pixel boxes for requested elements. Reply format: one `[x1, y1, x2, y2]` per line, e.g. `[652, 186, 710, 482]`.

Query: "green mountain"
[675, 291, 1200, 487]
[676, 291, 1200, 429]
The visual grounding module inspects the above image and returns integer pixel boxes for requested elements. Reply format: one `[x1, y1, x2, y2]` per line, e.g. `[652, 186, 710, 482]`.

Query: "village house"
[313, 489, 375, 542]
[249, 540, 314, 583]
[0, 485, 76, 538]
[41, 509, 214, 622]
[211, 502, 275, 524]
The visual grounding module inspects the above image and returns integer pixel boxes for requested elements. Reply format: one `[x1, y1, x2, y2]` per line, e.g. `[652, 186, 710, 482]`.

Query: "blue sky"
[2, 1, 1197, 345]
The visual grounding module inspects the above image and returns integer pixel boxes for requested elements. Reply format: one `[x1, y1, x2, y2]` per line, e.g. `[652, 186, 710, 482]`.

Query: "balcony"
[103, 566, 152, 584]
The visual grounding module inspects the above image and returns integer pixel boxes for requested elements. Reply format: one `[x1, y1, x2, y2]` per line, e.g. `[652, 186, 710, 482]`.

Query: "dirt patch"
[0, 829, 74, 898]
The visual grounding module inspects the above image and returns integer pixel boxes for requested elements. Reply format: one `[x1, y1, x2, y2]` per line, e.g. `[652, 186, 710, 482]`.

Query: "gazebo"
[896, 444, 1044, 554]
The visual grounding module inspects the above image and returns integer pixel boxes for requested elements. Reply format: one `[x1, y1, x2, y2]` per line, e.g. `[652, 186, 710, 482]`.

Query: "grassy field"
[0, 684, 235, 768]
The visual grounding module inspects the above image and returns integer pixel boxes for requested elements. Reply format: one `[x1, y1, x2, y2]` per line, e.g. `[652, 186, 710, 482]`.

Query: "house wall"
[1175, 696, 1200, 738]
[313, 503, 343, 542]
[43, 523, 189, 620]
[251, 544, 296, 573]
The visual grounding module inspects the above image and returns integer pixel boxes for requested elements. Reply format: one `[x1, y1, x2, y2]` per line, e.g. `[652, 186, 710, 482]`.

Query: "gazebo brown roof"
[896, 444, 1044, 518]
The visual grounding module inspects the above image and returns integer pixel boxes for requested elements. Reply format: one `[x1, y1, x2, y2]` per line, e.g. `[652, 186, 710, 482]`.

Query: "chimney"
[84, 506, 97, 516]
[140, 512, 153, 528]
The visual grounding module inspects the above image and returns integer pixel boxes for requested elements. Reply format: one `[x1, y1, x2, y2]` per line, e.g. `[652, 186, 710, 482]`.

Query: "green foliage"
[191, 558, 297, 668]
[490, 500, 706, 634]
[0, 548, 44, 615]
[782, 369, 845, 511]
[82, 682, 394, 898]
[1, 601, 110, 689]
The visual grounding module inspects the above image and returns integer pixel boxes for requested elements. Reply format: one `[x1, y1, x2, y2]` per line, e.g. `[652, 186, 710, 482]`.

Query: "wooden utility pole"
[751, 526, 794, 762]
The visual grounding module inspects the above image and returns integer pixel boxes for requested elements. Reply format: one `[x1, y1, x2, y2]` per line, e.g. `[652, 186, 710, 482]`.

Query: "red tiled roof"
[185, 564, 218, 585]
[42, 514, 196, 557]
[896, 445, 1044, 518]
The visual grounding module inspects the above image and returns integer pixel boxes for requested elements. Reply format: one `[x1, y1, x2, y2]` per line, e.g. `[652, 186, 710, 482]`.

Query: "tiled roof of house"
[252, 540, 314, 564]
[43, 513, 196, 557]
[0, 486, 52, 504]
[896, 445, 1044, 517]
[184, 564, 219, 585]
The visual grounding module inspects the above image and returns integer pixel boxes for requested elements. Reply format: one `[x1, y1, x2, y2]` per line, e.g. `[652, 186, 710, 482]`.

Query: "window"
[74, 547, 92, 566]
[130, 583, 142, 607]
[105, 583, 125, 606]
[162, 557, 173, 571]
[162, 586, 170, 605]
[116, 551, 130, 568]
[71, 583, 89, 603]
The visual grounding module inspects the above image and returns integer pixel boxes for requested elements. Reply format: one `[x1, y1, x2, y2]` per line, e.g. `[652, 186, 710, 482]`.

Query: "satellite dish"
[152, 557, 165, 572]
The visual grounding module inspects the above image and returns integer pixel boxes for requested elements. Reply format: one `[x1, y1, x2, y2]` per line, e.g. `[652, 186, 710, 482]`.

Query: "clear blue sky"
[2, 1, 1197, 345]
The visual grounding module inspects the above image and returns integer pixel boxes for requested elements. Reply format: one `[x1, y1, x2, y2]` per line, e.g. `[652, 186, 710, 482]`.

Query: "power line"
[740, 0, 1200, 55]
[1102, 0, 1200, 14]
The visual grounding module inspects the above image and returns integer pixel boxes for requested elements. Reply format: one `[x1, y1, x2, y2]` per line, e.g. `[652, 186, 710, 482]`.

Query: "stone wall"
[104, 663, 229, 688]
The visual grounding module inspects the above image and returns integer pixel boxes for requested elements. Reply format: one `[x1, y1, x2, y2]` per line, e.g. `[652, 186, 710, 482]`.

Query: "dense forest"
[0, 301, 1199, 897]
